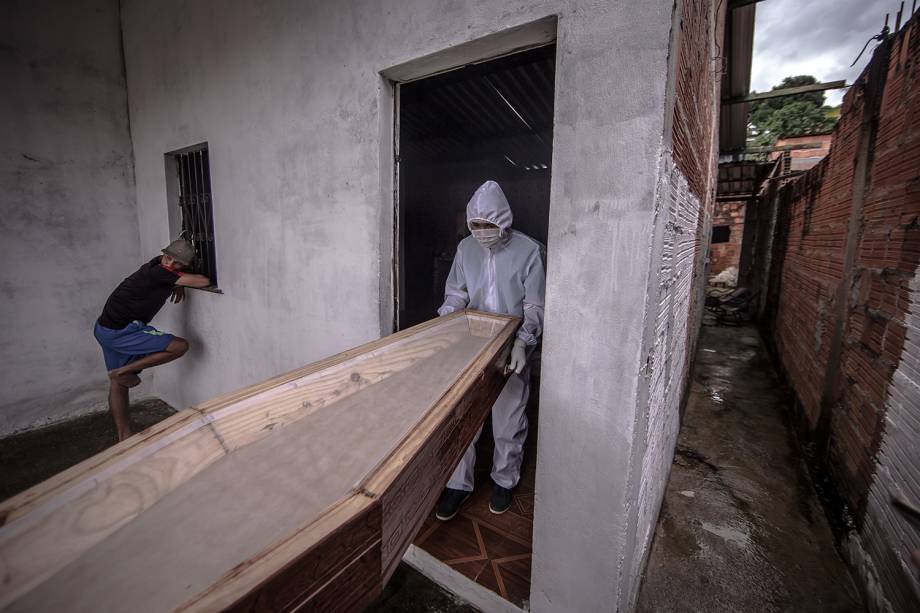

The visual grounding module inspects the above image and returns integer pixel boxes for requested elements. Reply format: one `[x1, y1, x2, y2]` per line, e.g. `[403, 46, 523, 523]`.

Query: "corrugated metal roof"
[715, 3, 762, 201]
[717, 160, 775, 198]
[719, 4, 756, 154]
[400, 45, 555, 170]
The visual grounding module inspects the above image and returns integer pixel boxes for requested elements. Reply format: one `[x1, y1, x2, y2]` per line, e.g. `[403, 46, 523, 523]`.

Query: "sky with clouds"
[750, 0, 910, 106]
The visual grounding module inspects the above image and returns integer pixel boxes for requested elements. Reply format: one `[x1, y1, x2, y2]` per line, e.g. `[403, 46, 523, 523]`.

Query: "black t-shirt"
[98, 257, 181, 329]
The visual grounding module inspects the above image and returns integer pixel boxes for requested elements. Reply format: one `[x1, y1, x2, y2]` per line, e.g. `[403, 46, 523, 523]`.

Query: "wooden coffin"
[0, 310, 518, 612]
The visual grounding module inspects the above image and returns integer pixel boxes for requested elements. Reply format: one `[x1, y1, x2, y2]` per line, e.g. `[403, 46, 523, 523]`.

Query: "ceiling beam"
[728, 0, 768, 9]
[722, 142, 825, 155]
[716, 193, 758, 201]
[721, 80, 847, 105]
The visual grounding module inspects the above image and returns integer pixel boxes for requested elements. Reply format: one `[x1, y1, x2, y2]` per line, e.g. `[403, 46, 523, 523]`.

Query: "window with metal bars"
[168, 145, 218, 288]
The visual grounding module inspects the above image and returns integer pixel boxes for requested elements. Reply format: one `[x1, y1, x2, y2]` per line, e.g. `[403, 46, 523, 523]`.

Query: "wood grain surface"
[0, 311, 518, 613]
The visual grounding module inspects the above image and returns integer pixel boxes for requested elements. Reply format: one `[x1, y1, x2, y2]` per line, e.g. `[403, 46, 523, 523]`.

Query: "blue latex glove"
[508, 339, 527, 375]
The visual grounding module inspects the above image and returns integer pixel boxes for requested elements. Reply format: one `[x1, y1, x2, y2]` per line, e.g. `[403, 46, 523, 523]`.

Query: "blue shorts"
[93, 320, 175, 371]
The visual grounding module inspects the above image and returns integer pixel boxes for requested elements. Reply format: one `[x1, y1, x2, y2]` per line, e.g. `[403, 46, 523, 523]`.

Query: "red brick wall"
[671, 0, 724, 354]
[672, 0, 717, 201]
[762, 21, 920, 517]
[768, 123, 860, 432]
[772, 133, 833, 159]
[709, 200, 746, 275]
[836, 22, 920, 511]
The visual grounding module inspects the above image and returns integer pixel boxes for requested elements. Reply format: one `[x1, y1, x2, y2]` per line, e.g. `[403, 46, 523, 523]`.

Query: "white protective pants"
[446, 364, 530, 492]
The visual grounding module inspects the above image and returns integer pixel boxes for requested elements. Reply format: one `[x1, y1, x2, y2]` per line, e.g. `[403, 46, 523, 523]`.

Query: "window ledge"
[189, 286, 223, 294]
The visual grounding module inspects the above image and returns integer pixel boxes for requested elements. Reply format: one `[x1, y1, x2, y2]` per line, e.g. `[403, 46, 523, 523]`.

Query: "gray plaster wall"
[120, 1, 677, 610]
[0, 0, 140, 435]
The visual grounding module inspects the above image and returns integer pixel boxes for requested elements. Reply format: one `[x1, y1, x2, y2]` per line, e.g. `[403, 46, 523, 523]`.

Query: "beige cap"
[161, 239, 196, 266]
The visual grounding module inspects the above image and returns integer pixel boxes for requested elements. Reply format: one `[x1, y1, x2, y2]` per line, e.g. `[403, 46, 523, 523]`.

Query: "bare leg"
[109, 337, 189, 384]
[109, 380, 132, 441]
[107, 337, 189, 440]
[109, 371, 141, 387]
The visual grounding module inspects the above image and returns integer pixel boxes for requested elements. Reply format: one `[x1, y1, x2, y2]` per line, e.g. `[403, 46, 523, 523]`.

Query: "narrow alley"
[636, 324, 863, 612]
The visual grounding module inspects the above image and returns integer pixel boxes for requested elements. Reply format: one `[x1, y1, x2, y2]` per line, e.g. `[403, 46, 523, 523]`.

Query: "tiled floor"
[414, 386, 539, 609]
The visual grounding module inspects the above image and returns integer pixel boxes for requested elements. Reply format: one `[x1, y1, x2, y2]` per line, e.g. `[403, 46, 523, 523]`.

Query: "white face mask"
[471, 227, 502, 248]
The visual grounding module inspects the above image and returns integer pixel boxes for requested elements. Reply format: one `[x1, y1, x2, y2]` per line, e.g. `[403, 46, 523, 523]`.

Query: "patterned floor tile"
[414, 384, 540, 608]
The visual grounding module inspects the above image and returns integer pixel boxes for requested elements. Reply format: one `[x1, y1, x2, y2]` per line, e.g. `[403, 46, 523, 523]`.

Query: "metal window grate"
[174, 147, 218, 286]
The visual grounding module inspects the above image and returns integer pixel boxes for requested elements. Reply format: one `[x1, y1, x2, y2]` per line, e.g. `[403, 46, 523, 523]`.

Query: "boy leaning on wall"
[93, 239, 211, 441]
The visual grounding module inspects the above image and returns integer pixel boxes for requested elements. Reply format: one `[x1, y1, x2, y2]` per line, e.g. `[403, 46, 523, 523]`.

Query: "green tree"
[747, 75, 838, 147]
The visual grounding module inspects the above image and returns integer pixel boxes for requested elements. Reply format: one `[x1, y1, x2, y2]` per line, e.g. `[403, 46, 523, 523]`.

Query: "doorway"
[395, 43, 556, 608]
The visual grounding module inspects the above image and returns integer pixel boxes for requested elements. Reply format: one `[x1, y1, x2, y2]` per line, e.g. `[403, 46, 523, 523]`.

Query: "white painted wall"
[0, 0, 714, 607]
[118, 0, 694, 610]
[121, 0, 397, 412]
[0, 0, 141, 434]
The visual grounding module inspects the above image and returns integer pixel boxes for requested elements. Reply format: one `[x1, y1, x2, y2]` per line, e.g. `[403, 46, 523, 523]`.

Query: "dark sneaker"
[490, 484, 514, 514]
[436, 488, 471, 521]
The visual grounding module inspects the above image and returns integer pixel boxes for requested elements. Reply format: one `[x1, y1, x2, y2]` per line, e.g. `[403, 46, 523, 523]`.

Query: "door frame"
[382, 15, 557, 335]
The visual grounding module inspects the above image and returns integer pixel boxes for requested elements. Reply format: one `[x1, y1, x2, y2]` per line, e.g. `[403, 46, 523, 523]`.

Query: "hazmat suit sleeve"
[517, 248, 546, 345]
[437, 251, 469, 316]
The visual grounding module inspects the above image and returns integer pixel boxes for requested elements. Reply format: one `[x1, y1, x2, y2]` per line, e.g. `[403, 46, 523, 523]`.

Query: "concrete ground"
[367, 565, 479, 613]
[635, 324, 864, 613]
[0, 398, 176, 502]
[0, 400, 477, 612]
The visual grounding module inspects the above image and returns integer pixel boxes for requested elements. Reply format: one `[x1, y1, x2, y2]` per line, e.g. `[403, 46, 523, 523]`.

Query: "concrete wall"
[756, 17, 920, 612]
[622, 0, 723, 607]
[121, 0, 393, 412]
[118, 0, 719, 609]
[0, 0, 140, 434]
[529, 1, 673, 604]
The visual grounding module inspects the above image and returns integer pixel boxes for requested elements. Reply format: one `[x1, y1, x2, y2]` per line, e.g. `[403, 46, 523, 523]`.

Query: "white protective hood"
[440, 180, 546, 347]
[466, 180, 513, 233]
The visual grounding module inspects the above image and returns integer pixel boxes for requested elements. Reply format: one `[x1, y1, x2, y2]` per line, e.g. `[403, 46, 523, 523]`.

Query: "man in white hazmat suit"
[436, 180, 546, 519]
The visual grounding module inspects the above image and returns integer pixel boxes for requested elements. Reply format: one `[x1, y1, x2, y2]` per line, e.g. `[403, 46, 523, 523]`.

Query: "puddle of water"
[701, 521, 752, 548]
